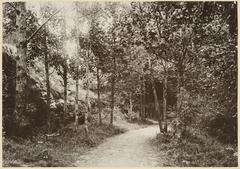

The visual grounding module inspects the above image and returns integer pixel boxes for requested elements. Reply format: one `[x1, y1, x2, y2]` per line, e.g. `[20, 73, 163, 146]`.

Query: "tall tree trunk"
[162, 74, 168, 132]
[74, 67, 79, 129]
[176, 73, 180, 114]
[143, 79, 146, 120]
[148, 56, 162, 130]
[97, 66, 102, 124]
[84, 50, 90, 137]
[75, 23, 80, 129]
[61, 13, 68, 116]
[110, 56, 116, 125]
[140, 90, 143, 120]
[63, 61, 67, 114]
[152, 81, 162, 132]
[175, 66, 184, 136]
[176, 68, 184, 116]
[140, 76, 144, 121]
[110, 76, 115, 125]
[15, 2, 28, 128]
[129, 92, 133, 120]
[85, 74, 89, 136]
[176, 56, 184, 109]
[44, 26, 51, 133]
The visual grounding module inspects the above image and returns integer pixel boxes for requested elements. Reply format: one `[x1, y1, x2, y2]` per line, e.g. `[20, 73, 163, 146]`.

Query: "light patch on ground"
[75, 125, 167, 167]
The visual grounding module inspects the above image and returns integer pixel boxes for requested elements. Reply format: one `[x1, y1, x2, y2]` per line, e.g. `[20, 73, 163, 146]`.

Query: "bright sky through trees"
[26, 1, 131, 59]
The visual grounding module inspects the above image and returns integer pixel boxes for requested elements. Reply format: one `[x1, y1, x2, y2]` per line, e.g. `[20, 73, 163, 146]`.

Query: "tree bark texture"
[152, 81, 162, 132]
[74, 67, 79, 128]
[140, 91, 143, 120]
[175, 66, 184, 136]
[110, 55, 116, 125]
[84, 50, 90, 137]
[15, 2, 28, 125]
[97, 67, 102, 124]
[142, 79, 146, 120]
[176, 69, 184, 114]
[148, 56, 162, 131]
[162, 74, 168, 132]
[44, 29, 51, 133]
[129, 92, 133, 120]
[63, 61, 68, 114]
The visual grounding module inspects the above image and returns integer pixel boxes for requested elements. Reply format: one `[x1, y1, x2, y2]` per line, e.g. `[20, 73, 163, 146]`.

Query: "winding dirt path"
[75, 125, 166, 167]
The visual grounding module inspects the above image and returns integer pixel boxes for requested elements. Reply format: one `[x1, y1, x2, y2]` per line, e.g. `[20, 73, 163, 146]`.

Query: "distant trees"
[130, 2, 171, 131]
[88, 3, 107, 124]
[38, 3, 64, 133]
[128, 1, 237, 139]
[69, 55, 84, 128]
[105, 3, 119, 125]
[60, 18, 69, 116]
[89, 20, 106, 124]
[82, 38, 91, 136]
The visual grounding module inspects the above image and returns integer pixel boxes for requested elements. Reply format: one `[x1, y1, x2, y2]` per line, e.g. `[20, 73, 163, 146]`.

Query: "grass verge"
[153, 130, 238, 167]
[3, 123, 126, 167]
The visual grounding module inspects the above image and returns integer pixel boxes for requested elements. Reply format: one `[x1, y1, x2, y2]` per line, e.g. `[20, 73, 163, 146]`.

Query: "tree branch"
[5, 2, 20, 14]
[59, 79, 64, 87]
[185, 63, 197, 72]
[57, 66, 64, 77]
[26, 8, 63, 44]
[159, 57, 167, 73]
[49, 68, 55, 76]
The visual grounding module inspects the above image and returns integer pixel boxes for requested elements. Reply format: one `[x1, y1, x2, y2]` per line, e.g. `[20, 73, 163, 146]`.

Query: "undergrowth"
[3, 123, 125, 167]
[154, 130, 238, 167]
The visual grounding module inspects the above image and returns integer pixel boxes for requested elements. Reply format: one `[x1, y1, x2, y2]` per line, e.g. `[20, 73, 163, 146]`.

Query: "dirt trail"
[75, 125, 166, 167]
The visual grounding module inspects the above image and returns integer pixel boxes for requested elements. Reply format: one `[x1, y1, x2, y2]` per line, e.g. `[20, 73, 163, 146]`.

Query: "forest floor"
[153, 130, 238, 167]
[2, 119, 155, 167]
[3, 117, 237, 167]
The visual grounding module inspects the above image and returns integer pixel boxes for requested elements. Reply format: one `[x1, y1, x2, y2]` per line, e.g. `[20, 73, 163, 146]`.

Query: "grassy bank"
[3, 123, 126, 167]
[153, 130, 238, 167]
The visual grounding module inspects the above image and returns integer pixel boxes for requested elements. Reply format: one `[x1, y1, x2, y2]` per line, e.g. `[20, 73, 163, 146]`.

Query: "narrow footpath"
[75, 125, 167, 167]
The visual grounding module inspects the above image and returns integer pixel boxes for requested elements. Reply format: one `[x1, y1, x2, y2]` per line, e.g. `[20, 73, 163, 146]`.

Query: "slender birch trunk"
[148, 56, 162, 131]
[84, 49, 90, 136]
[140, 90, 143, 120]
[63, 61, 67, 114]
[152, 82, 162, 131]
[177, 70, 183, 115]
[44, 26, 51, 133]
[143, 78, 146, 120]
[110, 55, 116, 125]
[97, 66, 102, 124]
[74, 67, 79, 128]
[129, 92, 133, 120]
[162, 74, 168, 132]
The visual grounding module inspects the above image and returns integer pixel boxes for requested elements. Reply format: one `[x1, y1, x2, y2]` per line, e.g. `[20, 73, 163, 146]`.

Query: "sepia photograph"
[2, 1, 238, 167]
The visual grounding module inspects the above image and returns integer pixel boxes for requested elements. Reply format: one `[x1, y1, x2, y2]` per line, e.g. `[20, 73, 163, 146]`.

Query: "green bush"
[155, 129, 238, 167]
